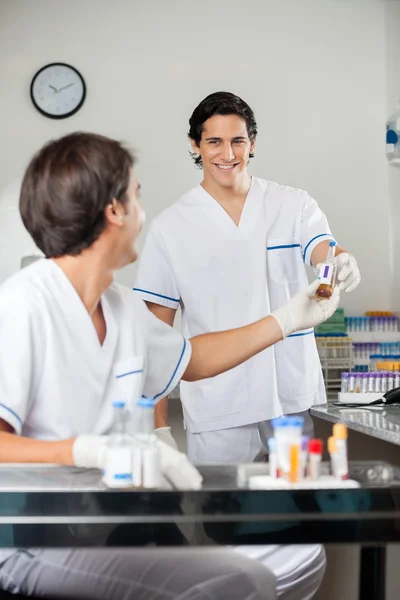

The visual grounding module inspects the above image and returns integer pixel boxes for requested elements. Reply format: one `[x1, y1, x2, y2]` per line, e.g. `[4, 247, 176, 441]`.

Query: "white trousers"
[187, 411, 326, 600]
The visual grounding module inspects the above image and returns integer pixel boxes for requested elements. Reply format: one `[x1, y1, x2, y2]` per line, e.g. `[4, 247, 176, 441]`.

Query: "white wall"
[0, 0, 391, 313]
[385, 1, 400, 311]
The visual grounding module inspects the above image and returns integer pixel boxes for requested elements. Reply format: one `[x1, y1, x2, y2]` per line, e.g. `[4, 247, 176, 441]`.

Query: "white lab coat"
[134, 177, 334, 433]
[0, 259, 191, 439]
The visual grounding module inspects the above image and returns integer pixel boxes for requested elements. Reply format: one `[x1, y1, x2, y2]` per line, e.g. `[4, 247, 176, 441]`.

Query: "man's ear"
[105, 200, 124, 226]
[190, 138, 200, 155]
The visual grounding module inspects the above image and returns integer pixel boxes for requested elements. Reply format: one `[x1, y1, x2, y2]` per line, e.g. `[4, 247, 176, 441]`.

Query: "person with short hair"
[134, 91, 361, 599]
[0, 131, 338, 599]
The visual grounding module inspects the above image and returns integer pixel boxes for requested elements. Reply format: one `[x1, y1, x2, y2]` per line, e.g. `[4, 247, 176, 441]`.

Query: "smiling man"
[135, 91, 360, 457]
[134, 92, 361, 600]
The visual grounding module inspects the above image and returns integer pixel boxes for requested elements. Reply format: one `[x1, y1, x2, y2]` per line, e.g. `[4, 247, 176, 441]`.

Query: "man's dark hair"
[188, 91, 258, 168]
[20, 132, 135, 258]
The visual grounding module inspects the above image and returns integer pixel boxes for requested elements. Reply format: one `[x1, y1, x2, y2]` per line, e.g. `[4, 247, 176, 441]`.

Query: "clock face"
[30, 63, 86, 119]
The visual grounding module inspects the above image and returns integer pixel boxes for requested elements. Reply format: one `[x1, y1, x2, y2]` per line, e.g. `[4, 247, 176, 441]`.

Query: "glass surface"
[0, 463, 398, 547]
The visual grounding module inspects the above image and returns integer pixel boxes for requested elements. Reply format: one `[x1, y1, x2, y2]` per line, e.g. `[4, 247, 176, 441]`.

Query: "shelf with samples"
[315, 310, 400, 398]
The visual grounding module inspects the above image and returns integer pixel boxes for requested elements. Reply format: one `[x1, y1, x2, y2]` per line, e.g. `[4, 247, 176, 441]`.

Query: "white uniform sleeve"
[0, 299, 36, 434]
[142, 304, 192, 402]
[134, 225, 181, 309]
[300, 192, 335, 266]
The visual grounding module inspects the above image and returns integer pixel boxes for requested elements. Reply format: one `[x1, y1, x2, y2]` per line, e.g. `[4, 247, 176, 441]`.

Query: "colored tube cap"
[112, 400, 126, 408]
[271, 416, 304, 428]
[328, 436, 337, 454]
[333, 423, 348, 440]
[308, 439, 323, 454]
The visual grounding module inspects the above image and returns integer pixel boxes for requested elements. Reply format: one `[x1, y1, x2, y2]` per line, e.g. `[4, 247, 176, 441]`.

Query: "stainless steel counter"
[311, 403, 400, 446]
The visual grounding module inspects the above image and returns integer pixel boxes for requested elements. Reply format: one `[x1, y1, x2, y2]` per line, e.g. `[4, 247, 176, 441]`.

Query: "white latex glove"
[72, 435, 108, 469]
[271, 279, 340, 338]
[334, 253, 361, 292]
[316, 253, 360, 293]
[154, 427, 178, 450]
[158, 440, 203, 490]
[72, 434, 202, 490]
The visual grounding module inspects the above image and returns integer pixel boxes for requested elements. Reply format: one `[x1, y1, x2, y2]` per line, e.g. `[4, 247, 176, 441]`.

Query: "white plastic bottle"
[134, 397, 161, 489]
[102, 400, 133, 488]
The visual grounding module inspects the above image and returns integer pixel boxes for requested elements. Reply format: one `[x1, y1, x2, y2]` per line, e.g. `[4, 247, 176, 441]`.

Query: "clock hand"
[58, 83, 75, 92]
[48, 85, 58, 93]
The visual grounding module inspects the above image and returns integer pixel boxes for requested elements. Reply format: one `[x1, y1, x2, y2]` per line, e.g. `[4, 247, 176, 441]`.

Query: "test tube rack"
[337, 392, 382, 404]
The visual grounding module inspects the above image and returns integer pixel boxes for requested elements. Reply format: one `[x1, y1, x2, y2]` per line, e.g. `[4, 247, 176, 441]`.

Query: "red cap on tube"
[308, 439, 323, 454]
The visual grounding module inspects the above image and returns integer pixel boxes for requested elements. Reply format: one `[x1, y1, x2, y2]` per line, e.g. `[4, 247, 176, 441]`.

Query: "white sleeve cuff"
[0, 404, 23, 435]
[153, 338, 192, 402]
[303, 233, 335, 266]
[133, 288, 180, 309]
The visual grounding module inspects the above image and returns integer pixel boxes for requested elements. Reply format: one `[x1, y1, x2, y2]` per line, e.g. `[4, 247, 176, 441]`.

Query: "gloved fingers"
[72, 435, 108, 469]
[158, 440, 203, 490]
[338, 271, 355, 289]
[162, 456, 203, 490]
[336, 263, 352, 282]
[343, 277, 361, 293]
[322, 287, 340, 319]
[305, 279, 321, 297]
[154, 427, 178, 450]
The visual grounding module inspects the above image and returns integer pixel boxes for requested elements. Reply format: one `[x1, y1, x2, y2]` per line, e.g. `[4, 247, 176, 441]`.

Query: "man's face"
[119, 169, 145, 265]
[192, 114, 255, 188]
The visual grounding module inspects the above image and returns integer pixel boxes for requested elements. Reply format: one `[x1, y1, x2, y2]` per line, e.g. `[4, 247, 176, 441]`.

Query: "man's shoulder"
[255, 177, 306, 200]
[0, 259, 47, 311]
[149, 187, 203, 231]
[106, 282, 148, 315]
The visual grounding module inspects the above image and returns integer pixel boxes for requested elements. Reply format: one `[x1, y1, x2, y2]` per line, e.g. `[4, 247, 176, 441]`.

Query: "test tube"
[328, 436, 338, 477]
[341, 372, 349, 393]
[289, 444, 300, 484]
[387, 371, 395, 391]
[355, 373, 362, 393]
[333, 424, 349, 480]
[375, 372, 382, 394]
[394, 365, 400, 389]
[348, 372, 356, 393]
[381, 372, 388, 394]
[368, 373, 376, 393]
[300, 436, 309, 480]
[308, 439, 323, 481]
[361, 373, 368, 394]
[267, 438, 278, 478]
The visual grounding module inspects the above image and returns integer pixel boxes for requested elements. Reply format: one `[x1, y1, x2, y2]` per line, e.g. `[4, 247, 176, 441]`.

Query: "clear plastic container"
[368, 373, 376, 393]
[103, 400, 133, 488]
[348, 372, 356, 393]
[387, 372, 395, 391]
[381, 372, 388, 394]
[361, 373, 368, 394]
[271, 416, 304, 477]
[341, 372, 349, 393]
[375, 373, 382, 394]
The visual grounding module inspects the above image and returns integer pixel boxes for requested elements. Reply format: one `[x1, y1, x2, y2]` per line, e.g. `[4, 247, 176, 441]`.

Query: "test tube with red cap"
[308, 439, 323, 481]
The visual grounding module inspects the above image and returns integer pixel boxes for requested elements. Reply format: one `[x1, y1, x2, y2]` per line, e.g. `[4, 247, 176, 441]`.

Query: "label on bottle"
[103, 447, 133, 488]
[318, 263, 334, 285]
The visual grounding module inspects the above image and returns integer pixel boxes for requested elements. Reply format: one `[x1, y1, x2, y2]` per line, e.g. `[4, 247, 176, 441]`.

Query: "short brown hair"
[20, 132, 135, 258]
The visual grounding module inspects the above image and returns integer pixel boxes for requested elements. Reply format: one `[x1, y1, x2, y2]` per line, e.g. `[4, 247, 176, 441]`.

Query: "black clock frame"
[30, 62, 86, 120]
